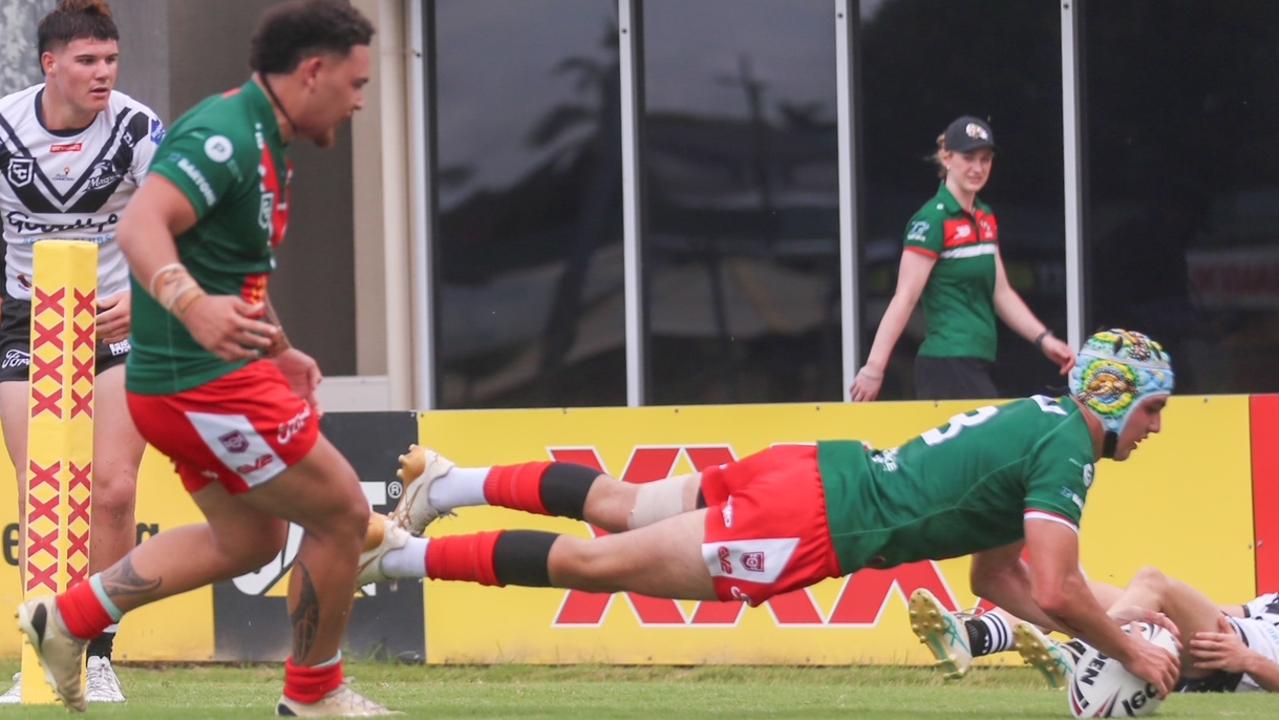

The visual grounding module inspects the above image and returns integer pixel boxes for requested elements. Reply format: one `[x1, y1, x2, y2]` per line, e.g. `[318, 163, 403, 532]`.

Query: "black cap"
[943, 115, 995, 153]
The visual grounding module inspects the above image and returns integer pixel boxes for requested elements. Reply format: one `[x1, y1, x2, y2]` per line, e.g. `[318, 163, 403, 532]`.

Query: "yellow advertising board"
[419, 395, 1255, 665]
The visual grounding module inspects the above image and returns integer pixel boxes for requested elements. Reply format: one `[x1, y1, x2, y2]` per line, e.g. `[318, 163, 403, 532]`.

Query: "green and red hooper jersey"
[817, 395, 1096, 574]
[902, 183, 999, 361]
[127, 80, 291, 395]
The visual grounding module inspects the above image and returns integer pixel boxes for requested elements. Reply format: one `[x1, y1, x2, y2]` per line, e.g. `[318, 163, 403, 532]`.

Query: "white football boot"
[356, 514, 412, 587]
[1015, 622, 1078, 690]
[85, 655, 126, 702]
[389, 445, 455, 535]
[16, 596, 89, 712]
[908, 588, 973, 679]
[0, 673, 20, 704]
[276, 683, 398, 717]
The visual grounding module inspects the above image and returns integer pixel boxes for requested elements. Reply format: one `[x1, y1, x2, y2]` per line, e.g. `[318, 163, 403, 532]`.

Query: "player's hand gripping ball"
[1068, 622, 1179, 718]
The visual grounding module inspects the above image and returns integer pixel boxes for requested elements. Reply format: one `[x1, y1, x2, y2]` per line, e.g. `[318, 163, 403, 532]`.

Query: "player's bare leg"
[393, 444, 703, 534]
[548, 509, 715, 598]
[1111, 565, 1223, 680]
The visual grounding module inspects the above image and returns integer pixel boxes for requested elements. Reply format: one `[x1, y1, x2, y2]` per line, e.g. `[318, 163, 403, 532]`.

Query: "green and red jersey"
[902, 183, 999, 361]
[817, 395, 1096, 575]
[127, 80, 292, 395]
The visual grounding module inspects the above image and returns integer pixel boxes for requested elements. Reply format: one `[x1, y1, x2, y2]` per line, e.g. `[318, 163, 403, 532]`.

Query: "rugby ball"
[1068, 622, 1178, 718]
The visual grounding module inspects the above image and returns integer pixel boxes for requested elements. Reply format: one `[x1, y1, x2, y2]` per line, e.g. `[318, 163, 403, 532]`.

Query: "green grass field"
[0, 661, 1274, 718]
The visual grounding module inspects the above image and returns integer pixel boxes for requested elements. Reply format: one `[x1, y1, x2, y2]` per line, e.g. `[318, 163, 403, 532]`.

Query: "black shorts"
[0, 287, 129, 383]
[913, 355, 998, 401]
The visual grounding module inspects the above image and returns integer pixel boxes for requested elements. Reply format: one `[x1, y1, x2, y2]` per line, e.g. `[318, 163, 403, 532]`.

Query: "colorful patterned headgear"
[1068, 329, 1174, 452]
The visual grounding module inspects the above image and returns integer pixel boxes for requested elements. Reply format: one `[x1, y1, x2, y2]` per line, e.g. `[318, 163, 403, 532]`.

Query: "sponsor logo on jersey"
[278, 405, 312, 445]
[6, 157, 34, 187]
[2, 349, 29, 369]
[218, 430, 250, 454]
[204, 135, 233, 163]
[175, 156, 216, 205]
[906, 220, 930, 243]
[108, 339, 130, 357]
[721, 495, 734, 528]
[50, 142, 83, 153]
[1082, 463, 1095, 488]
[150, 117, 166, 144]
[5, 210, 119, 236]
[85, 159, 121, 191]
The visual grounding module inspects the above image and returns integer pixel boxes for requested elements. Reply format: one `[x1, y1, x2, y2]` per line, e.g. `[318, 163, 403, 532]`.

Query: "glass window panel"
[432, 0, 624, 408]
[642, 0, 842, 405]
[859, 0, 1066, 400]
[1083, 1, 1279, 393]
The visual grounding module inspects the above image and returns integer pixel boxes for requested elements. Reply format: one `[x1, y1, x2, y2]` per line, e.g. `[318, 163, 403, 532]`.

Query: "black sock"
[492, 530, 558, 587]
[541, 464, 599, 520]
[965, 619, 990, 656]
[87, 631, 115, 663]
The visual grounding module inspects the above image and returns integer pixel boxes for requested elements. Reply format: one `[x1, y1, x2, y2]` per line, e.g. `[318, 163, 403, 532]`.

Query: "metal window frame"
[1062, 0, 1086, 349]
[836, 0, 860, 398]
[619, 0, 647, 407]
[408, 0, 436, 409]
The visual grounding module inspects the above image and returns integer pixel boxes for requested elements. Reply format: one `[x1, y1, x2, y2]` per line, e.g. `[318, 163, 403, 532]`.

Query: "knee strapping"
[628, 477, 689, 529]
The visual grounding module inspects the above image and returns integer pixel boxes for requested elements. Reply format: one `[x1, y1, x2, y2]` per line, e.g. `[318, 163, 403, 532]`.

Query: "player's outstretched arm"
[970, 542, 1061, 630]
[1190, 615, 1279, 692]
[1024, 519, 1180, 697]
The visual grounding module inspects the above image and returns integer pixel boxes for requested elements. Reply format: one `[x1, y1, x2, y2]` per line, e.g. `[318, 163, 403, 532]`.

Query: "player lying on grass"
[355, 329, 1181, 697]
[909, 568, 1279, 693]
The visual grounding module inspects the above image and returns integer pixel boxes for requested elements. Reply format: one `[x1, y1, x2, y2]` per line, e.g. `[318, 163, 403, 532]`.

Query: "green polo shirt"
[902, 183, 999, 361]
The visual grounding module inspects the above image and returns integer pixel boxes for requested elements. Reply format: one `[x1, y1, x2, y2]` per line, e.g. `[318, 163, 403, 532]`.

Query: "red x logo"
[33, 287, 64, 316]
[73, 320, 94, 353]
[31, 353, 60, 384]
[74, 288, 95, 316]
[69, 495, 90, 524]
[26, 495, 58, 526]
[69, 462, 91, 491]
[71, 389, 92, 418]
[31, 387, 62, 418]
[26, 562, 56, 593]
[28, 460, 59, 491]
[31, 319, 64, 353]
[27, 527, 57, 559]
[68, 563, 87, 586]
[68, 528, 90, 561]
[72, 354, 93, 384]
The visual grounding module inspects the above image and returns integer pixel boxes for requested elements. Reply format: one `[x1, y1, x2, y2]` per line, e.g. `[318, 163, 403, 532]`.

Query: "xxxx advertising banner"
[419, 395, 1256, 666]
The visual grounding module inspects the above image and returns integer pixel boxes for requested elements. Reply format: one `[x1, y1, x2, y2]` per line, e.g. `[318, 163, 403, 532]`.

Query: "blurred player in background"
[15, 1, 392, 715]
[911, 567, 1279, 693]
[849, 115, 1074, 402]
[0, 0, 163, 703]
[357, 329, 1181, 697]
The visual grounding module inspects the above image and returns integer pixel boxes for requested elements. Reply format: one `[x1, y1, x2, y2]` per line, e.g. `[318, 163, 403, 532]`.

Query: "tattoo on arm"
[290, 561, 320, 662]
[99, 554, 162, 602]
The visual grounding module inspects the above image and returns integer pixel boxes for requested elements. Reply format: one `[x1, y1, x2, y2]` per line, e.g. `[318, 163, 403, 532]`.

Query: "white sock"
[425, 466, 491, 513]
[977, 613, 1015, 655]
[380, 536, 430, 578]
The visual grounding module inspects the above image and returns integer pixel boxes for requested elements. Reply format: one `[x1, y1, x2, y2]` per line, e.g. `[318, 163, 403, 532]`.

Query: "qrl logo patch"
[219, 430, 250, 453]
[741, 552, 765, 573]
[6, 157, 34, 187]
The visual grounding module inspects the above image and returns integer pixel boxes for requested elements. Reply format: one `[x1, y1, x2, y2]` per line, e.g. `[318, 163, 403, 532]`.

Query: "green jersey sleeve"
[903, 208, 943, 257]
[1023, 430, 1095, 530]
[149, 127, 245, 219]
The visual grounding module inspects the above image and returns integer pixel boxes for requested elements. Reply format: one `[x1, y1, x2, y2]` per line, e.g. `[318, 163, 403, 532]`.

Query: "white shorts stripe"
[186, 411, 286, 488]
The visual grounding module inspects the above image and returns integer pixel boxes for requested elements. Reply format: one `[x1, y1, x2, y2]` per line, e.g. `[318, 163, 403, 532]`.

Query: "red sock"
[484, 462, 552, 514]
[283, 657, 344, 704]
[56, 579, 113, 641]
[426, 531, 503, 586]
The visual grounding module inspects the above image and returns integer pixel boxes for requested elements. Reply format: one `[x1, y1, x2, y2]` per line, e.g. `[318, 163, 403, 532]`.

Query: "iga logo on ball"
[1068, 622, 1178, 718]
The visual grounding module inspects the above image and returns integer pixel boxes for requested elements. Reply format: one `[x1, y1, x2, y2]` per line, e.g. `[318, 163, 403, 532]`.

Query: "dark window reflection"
[432, 0, 624, 408]
[1083, 1, 1279, 393]
[642, 0, 841, 404]
[859, 0, 1065, 400]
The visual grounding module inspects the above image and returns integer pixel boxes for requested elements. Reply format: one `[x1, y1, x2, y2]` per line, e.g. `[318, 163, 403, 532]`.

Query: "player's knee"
[91, 472, 139, 522]
[550, 539, 624, 593]
[1132, 565, 1168, 591]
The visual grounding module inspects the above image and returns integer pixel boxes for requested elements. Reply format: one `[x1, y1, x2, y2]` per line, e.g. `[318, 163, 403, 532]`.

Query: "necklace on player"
[258, 74, 298, 139]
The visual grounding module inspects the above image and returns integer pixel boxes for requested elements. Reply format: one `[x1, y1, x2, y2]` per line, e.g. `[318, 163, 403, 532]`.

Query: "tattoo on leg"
[99, 554, 162, 600]
[291, 562, 320, 662]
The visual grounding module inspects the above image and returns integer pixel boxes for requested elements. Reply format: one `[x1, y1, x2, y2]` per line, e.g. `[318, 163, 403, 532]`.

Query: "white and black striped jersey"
[0, 84, 162, 301]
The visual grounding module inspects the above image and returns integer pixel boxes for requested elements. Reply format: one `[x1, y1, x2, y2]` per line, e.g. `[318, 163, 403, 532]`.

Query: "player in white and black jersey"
[0, 0, 161, 704]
